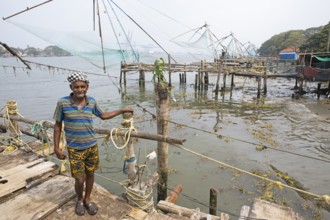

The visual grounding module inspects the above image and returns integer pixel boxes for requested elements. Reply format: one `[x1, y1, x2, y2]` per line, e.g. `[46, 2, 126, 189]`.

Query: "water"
[1, 56, 330, 219]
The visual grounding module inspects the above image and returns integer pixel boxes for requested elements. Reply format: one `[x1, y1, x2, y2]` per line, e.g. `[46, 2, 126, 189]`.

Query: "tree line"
[258, 22, 330, 56]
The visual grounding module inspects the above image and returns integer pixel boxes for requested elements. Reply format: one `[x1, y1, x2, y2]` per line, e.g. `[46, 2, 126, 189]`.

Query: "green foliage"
[152, 58, 166, 83]
[258, 30, 305, 56]
[300, 22, 330, 52]
[258, 22, 329, 56]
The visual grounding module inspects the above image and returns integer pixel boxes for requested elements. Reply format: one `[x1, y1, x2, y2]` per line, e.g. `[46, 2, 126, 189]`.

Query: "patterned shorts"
[67, 145, 100, 178]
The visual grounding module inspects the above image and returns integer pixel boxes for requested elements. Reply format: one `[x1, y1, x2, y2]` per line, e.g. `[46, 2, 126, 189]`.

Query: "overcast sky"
[1, 0, 329, 51]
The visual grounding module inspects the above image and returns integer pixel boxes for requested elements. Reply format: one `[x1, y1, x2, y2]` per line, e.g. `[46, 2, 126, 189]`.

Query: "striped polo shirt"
[54, 94, 104, 149]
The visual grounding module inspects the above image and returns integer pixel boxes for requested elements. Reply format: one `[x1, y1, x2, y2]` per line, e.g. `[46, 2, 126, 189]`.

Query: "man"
[53, 72, 133, 216]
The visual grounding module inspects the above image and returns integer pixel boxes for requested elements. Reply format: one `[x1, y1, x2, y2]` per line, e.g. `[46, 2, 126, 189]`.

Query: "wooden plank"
[126, 207, 149, 220]
[157, 200, 222, 220]
[239, 205, 250, 220]
[145, 211, 177, 220]
[249, 198, 304, 220]
[0, 158, 57, 198]
[45, 183, 137, 220]
[0, 175, 75, 220]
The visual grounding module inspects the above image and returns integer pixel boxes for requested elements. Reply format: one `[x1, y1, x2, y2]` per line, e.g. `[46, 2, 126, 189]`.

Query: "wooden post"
[204, 72, 209, 90]
[199, 60, 203, 91]
[122, 112, 137, 182]
[215, 59, 222, 95]
[263, 67, 268, 95]
[209, 188, 218, 215]
[231, 73, 235, 88]
[155, 83, 169, 201]
[168, 54, 172, 87]
[179, 73, 182, 84]
[5, 100, 21, 140]
[257, 76, 261, 99]
[194, 74, 198, 91]
[317, 83, 322, 100]
[139, 69, 145, 87]
[299, 76, 304, 95]
[221, 72, 227, 91]
[120, 61, 123, 84]
[294, 77, 298, 89]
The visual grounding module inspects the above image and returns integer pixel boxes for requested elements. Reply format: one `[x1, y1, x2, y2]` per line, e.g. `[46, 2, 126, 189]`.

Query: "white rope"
[110, 118, 135, 150]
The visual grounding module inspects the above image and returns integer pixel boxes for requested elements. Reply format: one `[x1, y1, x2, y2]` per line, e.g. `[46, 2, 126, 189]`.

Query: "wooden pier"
[120, 59, 305, 99]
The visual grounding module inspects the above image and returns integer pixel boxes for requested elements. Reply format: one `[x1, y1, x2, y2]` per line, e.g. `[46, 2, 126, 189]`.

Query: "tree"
[300, 22, 330, 52]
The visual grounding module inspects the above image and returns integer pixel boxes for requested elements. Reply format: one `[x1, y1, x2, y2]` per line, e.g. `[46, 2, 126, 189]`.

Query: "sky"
[1, 0, 330, 52]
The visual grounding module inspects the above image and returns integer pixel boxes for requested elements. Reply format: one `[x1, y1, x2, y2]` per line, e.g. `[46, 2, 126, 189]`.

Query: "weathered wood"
[0, 175, 75, 220]
[0, 114, 186, 145]
[0, 122, 44, 140]
[263, 68, 268, 94]
[157, 200, 222, 220]
[257, 76, 261, 98]
[239, 205, 250, 220]
[220, 212, 230, 220]
[145, 210, 177, 220]
[0, 158, 57, 198]
[209, 188, 218, 215]
[165, 184, 183, 204]
[123, 112, 137, 182]
[156, 83, 169, 201]
[249, 198, 304, 220]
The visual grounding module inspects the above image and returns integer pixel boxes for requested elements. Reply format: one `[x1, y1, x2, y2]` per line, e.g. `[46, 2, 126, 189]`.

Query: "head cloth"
[67, 72, 89, 84]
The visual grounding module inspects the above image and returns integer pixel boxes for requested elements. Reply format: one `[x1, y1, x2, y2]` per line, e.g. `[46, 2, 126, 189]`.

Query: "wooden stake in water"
[209, 188, 218, 215]
[155, 83, 169, 201]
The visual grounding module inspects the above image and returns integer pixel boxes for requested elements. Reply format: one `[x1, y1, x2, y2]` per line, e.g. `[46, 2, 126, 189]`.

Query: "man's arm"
[100, 108, 133, 120]
[53, 121, 66, 159]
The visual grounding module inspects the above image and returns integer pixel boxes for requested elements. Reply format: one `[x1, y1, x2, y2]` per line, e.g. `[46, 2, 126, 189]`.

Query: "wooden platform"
[0, 143, 184, 220]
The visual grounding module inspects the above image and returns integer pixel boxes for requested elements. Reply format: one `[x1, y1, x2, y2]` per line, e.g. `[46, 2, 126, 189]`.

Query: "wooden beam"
[0, 115, 185, 145]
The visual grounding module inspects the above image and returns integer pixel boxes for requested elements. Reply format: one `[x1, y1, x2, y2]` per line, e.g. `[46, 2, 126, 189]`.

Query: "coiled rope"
[110, 117, 136, 150]
[31, 120, 53, 157]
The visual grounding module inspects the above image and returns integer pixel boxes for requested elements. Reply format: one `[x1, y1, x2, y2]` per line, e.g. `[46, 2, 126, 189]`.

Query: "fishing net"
[9, 20, 139, 69]
[171, 27, 218, 61]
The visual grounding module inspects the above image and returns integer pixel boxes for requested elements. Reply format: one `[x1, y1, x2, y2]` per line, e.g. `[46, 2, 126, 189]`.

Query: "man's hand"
[55, 149, 66, 160]
[122, 108, 134, 114]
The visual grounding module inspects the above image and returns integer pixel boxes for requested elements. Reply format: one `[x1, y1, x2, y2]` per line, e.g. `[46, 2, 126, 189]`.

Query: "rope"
[1, 145, 18, 155]
[31, 120, 53, 157]
[110, 117, 136, 150]
[123, 185, 154, 212]
[172, 143, 330, 205]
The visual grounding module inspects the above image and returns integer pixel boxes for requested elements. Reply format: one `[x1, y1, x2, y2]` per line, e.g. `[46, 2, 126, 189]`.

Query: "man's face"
[70, 81, 88, 99]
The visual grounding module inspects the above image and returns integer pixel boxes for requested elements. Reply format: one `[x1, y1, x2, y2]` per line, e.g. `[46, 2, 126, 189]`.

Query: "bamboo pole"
[0, 114, 185, 145]
[155, 83, 169, 201]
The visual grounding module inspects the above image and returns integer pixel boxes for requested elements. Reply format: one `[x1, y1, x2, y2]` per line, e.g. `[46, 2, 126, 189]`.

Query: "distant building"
[279, 46, 299, 60]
